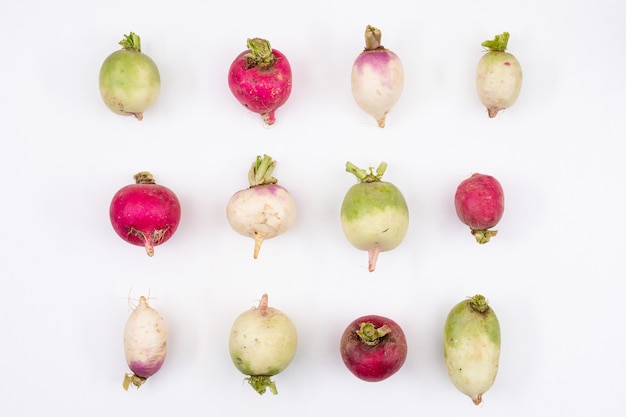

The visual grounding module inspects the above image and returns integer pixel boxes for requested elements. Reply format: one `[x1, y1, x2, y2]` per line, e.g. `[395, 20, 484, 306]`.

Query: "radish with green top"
[454, 173, 504, 244]
[229, 294, 298, 395]
[340, 162, 409, 272]
[444, 294, 501, 405]
[123, 296, 167, 390]
[110, 172, 181, 257]
[99, 32, 161, 120]
[476, 32, 523, 118]
[228, 38, 292, 125]
[226, 155, 296, 259]
[351, 25, 404, 128]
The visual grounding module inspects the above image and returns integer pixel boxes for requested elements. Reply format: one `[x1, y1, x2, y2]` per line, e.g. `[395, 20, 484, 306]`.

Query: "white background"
[1, 0, 624, 415]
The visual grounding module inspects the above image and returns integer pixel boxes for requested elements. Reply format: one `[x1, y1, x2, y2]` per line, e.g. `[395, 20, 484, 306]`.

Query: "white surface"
[1, 0, 625, 415]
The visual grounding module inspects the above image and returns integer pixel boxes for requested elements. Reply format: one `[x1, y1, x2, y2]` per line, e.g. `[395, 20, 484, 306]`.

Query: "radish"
[123, 296, 167, 390]
[444, 294, 501, 405]
[226, 155, 296, 259]
[340, 314, 407, 382]
[476, 32, 523, 118]
[227, 38, 292, 125]
[110, 171, 181, 256]
[454, 173, 504, 244]
[99, 32, 161, 120]
[340, 162, 409, 272]
[351, 25, 404, 128]
[229, 294, 298, 395]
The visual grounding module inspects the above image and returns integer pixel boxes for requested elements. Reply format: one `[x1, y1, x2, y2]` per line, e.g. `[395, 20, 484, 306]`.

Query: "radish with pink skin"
[476, 32, 523, 118]
[110, 172, 181, 256]
[226, 155, 296, 259]
[340, 314, 407, 382]
[351, 25, 404, 128]
[454, 173, 504, 244]
[229, 294, 298, 395]
[340, 162, 409, 272]
[228, 38, 292, 125]
[123, 296, 167, 390]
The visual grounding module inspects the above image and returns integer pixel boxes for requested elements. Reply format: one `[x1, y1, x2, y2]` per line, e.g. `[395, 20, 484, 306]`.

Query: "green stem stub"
[345, 161, 387, 183]
[364, 25, 384, 50]
[248, 155, 278, 187]
[481, 32, 510, 52]
[123, 373, 147, 390]
[356, 322, 392, 346]
[245, 38, 276, 69]
[119, 32, 142, 52]
[246, 375, 278, 395]
[471, 228, 498, 244]
[133, 171, 156, 185]
[469, 294, 490, 314]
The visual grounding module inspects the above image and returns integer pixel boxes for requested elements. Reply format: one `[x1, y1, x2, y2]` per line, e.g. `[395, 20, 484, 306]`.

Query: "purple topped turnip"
[226, 155, 296, 259]
[340, 162, 409, 272]
[476, 32, 523, 118]
[99, 32, 161, 120]
[351, 25, 404, 128]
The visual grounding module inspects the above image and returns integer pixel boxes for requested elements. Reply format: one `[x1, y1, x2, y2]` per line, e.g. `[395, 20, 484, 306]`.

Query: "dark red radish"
[228, 38, 292, 125]
[99, 32, 161, 120]
[351, 25, 404, 128]
[110, 172, 181, 256]
[454, 173, 504, 244]
[340, 314, 407, 382]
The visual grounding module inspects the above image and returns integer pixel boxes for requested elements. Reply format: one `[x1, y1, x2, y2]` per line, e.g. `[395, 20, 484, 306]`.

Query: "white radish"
[351, 25, 404, 128]
[226, 155, 296, 259]
[123, 296, 167, 390]
[476, 32, 523, 118]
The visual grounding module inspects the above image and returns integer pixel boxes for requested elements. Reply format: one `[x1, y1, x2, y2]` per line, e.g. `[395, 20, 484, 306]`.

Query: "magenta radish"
[476, 32, 523, 118]
[228, 38, 292, 125]
[99, 32, 161, 120]
[123, 296, 167, 390]
[454, 173, 504, 244]
[110, 172, 181, 256]
[229, 294, 298, 395]
[340, 162, 409, 272]
[351, 25, 404, 128]
[444, 295, 501, 405]
[340, 314, 407, 382]
[226, 155, 296, 259]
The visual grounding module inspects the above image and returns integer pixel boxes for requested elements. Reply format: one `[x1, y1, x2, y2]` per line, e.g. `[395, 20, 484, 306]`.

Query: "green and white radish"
[444, 294, 501, 405]
[123, 296, 167, 390]
[226, 155, 296, 259]
[476, 32, 522, 118]
[340, 162, 409, 272]
[229, 294, 298, 395]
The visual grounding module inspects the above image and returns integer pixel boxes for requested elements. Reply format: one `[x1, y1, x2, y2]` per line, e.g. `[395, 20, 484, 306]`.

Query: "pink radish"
[476, 32, 523, 118]
[99, 32, 161, 120]
[454, 173, 504, 244]
[228, 38, 292, 125]
[226, 155, 296, 259]
[340, 162, 409, 272]
[123, 296, 167, 390]
[110, 171, 181, 256]
[351, 25, 404, 128]
[229, 294, 298, 395]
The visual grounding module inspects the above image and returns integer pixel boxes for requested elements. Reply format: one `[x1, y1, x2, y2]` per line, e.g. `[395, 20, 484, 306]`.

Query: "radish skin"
[229, 294, 298, 395]
[226, 155, 296, 259]
[454, 173, 504, 244]
[476, 32, 522, 118]
[123, 296, 167, 390]
[351, 25, 404, 128]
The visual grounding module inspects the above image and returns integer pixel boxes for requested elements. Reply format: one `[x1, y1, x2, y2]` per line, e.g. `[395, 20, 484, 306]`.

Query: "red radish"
[454, 173, 504, 244]
[226, 155, 296, 259]
[340, 162, 409, 272]
[340, 314, 407, 382]
[351, 25, 404, 128]
[476, 32, 523, 118]
[110, 171, 181, 256]
[229, 294, 298, 395]
[123, 296, 167, 390]
[228, 38, 292, 125]
[99, 32, 161, 120]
